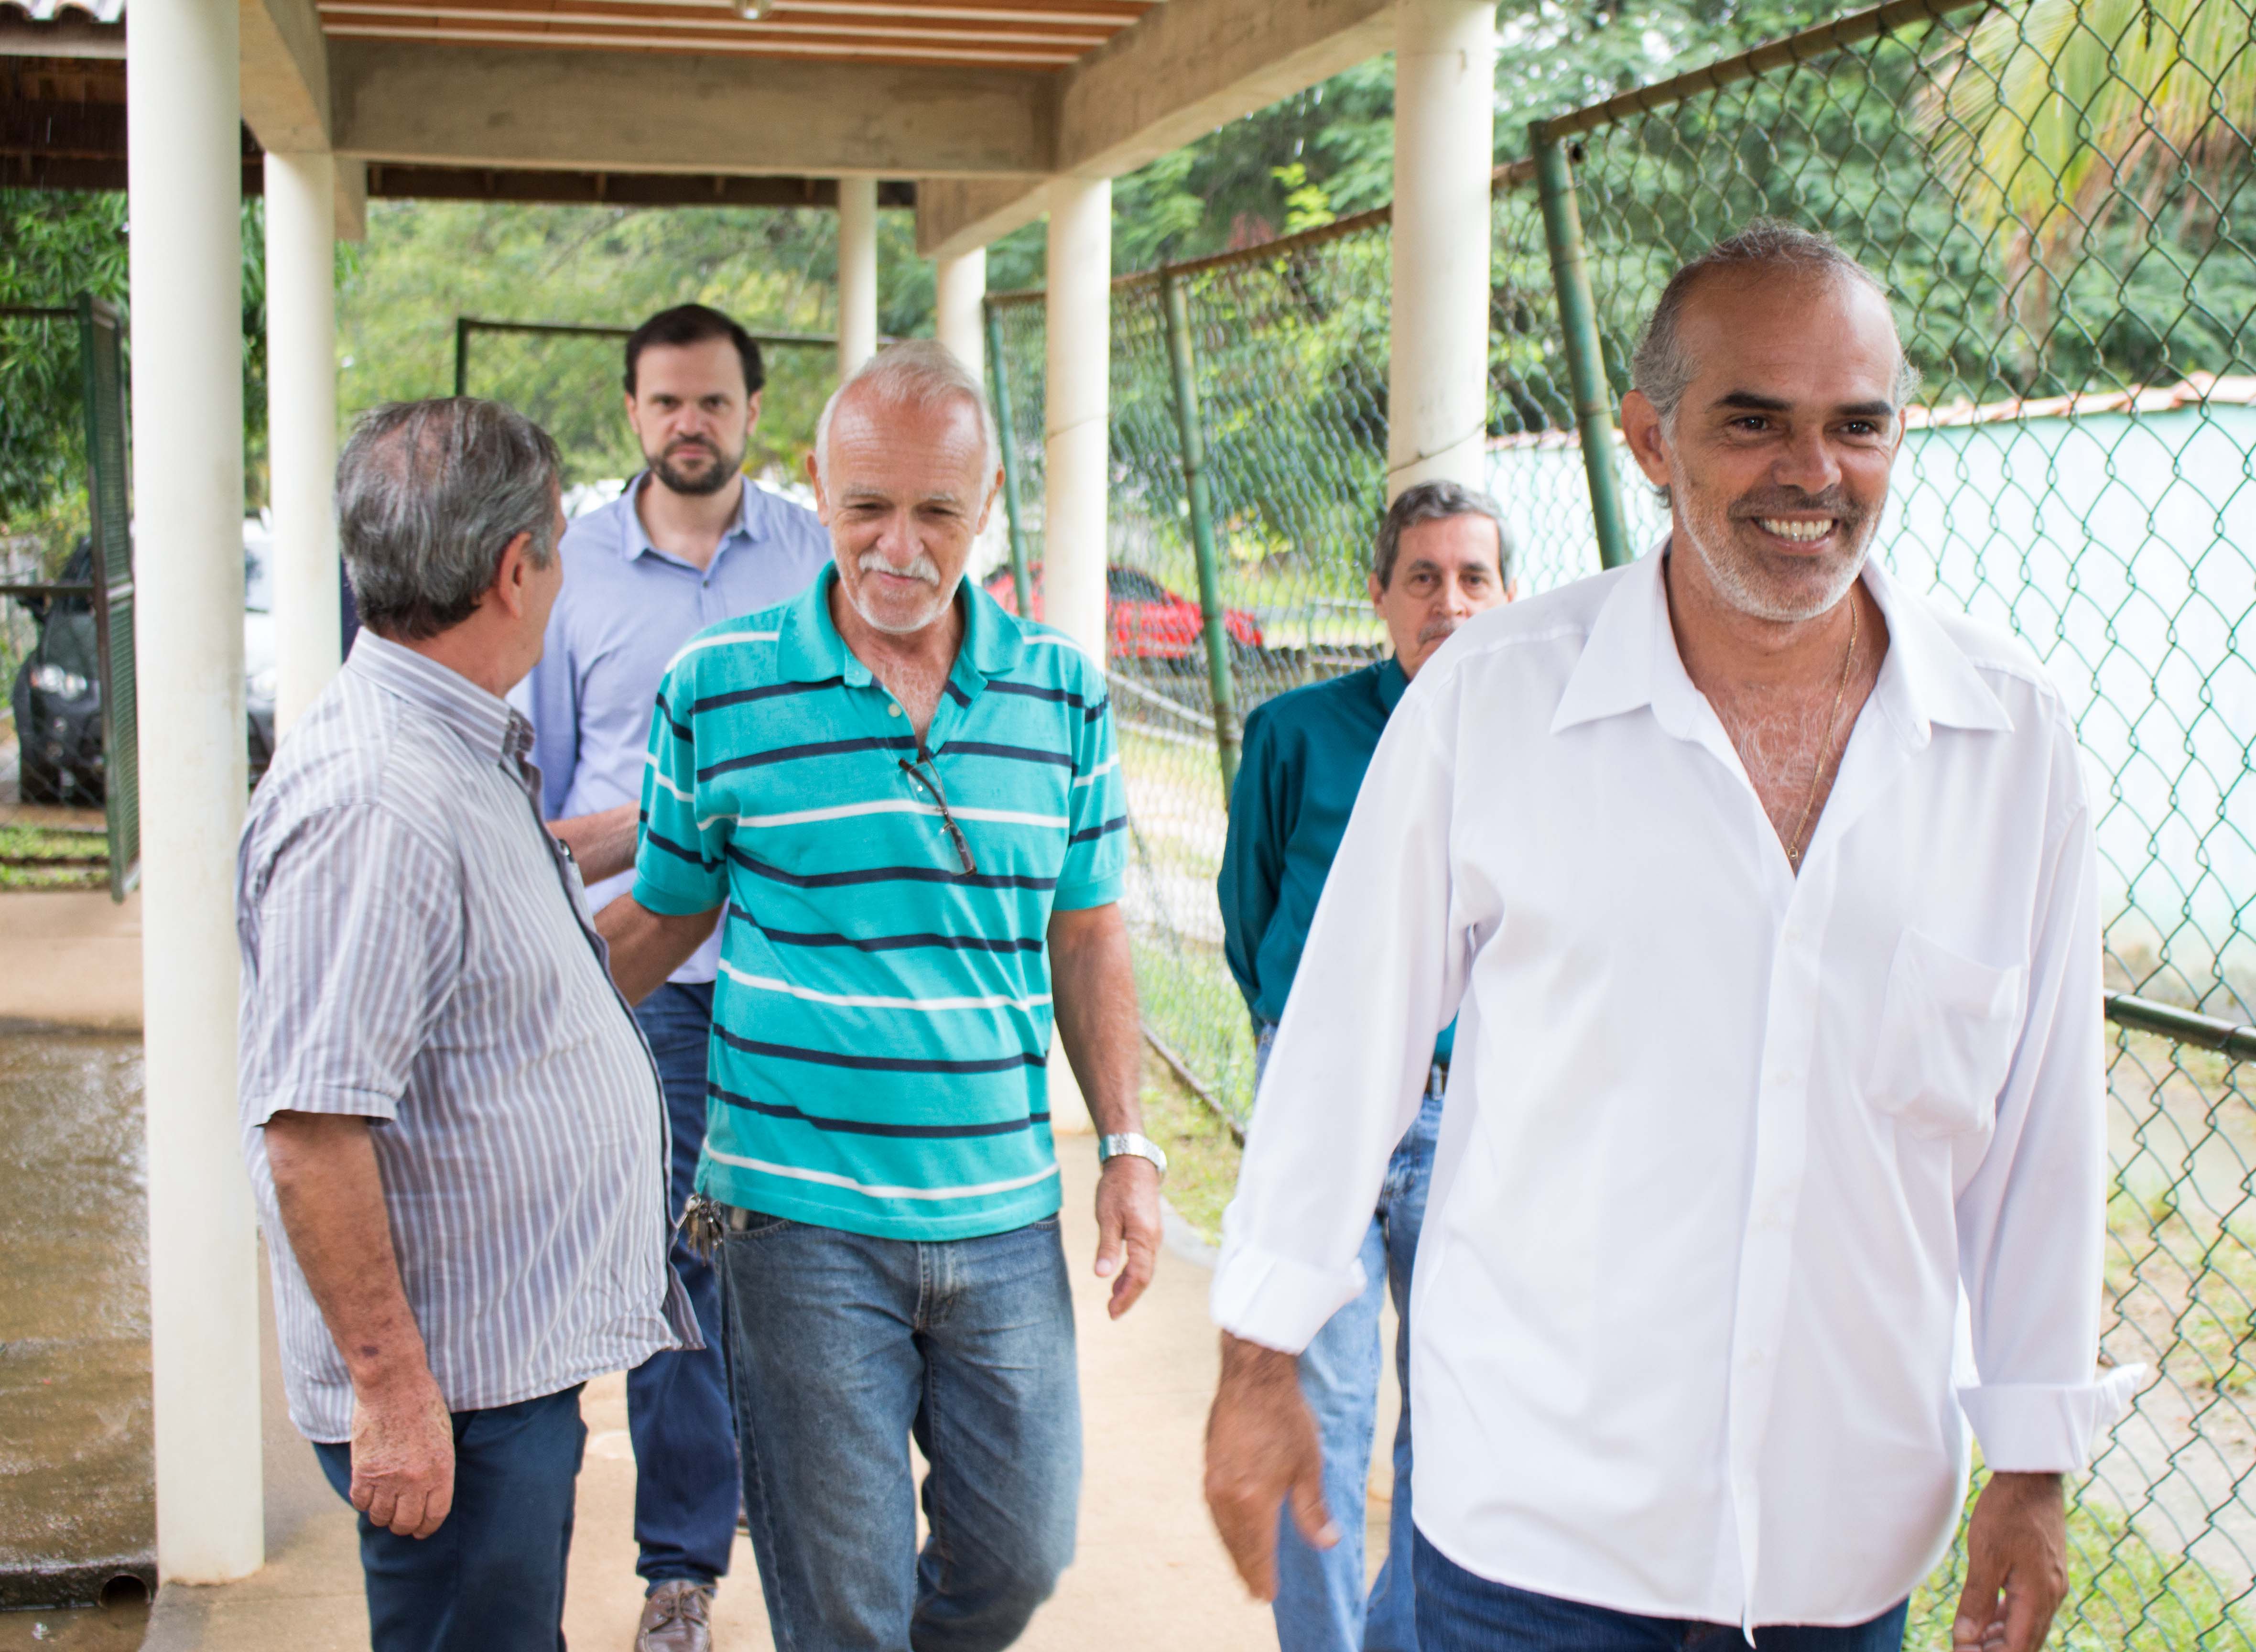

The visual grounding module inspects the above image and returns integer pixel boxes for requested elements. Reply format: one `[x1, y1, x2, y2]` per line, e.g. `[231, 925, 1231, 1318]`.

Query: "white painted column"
[837, 177, 879, 380]
[264, 150, 341, 735]
[1387, 0, 1497, 498]
[934, 249, 1008, 579]
[128, 0, 263, 1584]
[1042, 177, 1109, 660]
[934, 247, 986, 381]
[1042, 178, 1110, 1138]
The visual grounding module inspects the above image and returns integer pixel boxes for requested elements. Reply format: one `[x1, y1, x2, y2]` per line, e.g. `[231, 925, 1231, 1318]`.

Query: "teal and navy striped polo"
[632, 565, 1128, 1240]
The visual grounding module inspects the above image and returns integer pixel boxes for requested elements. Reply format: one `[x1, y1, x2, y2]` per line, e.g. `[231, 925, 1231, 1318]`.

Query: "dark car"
[11, 540, 105, 805]
[10, 527, 280, 804]
[982, 563, 1262, 663]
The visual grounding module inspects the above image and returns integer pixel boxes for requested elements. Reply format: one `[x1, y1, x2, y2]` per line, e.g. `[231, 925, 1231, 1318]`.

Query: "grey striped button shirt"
[238, 631, 693, 1443]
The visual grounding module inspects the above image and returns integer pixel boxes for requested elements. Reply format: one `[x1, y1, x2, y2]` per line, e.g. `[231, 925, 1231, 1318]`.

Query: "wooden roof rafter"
[315, 0, 1151, 70]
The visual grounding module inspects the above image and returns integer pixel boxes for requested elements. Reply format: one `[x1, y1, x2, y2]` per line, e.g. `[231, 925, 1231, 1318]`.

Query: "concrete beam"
[916, 0, 1392, 257]
[239, 0, 331, 152]
[331, 39, 1052, 178]
[916, 176, 1049, 262]
[335, 153, 367, 241]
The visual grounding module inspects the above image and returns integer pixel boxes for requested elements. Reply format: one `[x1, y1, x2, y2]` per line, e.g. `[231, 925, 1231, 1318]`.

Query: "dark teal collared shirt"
[1220, 656, 1452, 1062]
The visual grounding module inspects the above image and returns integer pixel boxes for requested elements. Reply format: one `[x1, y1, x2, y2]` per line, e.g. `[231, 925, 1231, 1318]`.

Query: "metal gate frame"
[0, 298, 135, 897]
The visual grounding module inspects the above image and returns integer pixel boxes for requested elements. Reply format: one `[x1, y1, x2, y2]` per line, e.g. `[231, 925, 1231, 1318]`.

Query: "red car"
[983, 564, 1262, 663]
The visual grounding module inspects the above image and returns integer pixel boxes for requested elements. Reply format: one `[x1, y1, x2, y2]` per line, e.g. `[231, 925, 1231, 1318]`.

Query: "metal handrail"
[2104, 992, 2256, 1061]
[1532, 0, 1992, 140]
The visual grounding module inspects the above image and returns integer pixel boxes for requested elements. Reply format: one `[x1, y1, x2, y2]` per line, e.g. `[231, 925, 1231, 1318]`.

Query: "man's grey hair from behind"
[1630, 219, 1924, 428]
[814, 340, 1002, 493]
[1372, 479, 1515, 590]
[336, 397, 563, 642]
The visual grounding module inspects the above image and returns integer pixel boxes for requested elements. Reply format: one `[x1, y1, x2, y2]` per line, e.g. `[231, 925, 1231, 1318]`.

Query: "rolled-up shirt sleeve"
[239, 803, 463, 1127]
[631, 653, 730, 916]
[1954, 735, 2140, 1469]
[1212, 684, 1466, 1353]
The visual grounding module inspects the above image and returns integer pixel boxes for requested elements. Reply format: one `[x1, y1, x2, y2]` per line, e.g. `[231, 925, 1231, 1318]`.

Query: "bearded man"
[514, 302, 830, 1652]
[1203, 221, 2133, 1652]
[598, 341, 1165, 1652]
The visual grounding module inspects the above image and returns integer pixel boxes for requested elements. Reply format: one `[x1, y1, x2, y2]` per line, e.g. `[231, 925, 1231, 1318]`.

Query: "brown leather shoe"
[635, 1580, 716, 1652]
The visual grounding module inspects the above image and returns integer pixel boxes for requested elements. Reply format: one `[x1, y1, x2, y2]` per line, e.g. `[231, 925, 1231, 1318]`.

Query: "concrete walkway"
[0, 891, 141, 1032]
[142, 1150, 1290, 1651]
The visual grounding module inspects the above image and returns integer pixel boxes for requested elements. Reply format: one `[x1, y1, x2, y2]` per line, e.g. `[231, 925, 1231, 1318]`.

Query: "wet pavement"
[0, 1023, 152, 1626]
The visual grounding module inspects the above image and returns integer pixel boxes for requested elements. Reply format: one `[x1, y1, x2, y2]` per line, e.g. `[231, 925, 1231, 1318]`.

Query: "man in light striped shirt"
[600, 343, 1164, 1652]
[238, 399, 694, 1652]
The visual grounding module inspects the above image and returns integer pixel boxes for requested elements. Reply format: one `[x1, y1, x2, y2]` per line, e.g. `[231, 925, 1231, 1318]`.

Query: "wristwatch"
[1096, 1131, 1169, 1180]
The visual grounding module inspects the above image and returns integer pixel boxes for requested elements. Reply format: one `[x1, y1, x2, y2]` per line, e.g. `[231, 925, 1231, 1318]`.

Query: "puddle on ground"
[0, 1025, 151, 1615]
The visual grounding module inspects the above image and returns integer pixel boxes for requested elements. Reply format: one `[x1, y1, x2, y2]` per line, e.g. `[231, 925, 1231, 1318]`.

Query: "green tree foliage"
[1920, 0, 2254, 350]
[1, 188, 271, 542]
[0, 190, 126, 536]
[341, 199, 933, 488]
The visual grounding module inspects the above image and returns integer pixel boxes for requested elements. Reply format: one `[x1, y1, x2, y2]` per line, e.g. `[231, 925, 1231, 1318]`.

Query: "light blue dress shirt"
[514, 474, 832, 983]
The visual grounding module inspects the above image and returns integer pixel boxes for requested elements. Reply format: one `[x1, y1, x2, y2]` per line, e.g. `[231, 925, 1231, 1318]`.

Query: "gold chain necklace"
[1785, 596, 1860, 869]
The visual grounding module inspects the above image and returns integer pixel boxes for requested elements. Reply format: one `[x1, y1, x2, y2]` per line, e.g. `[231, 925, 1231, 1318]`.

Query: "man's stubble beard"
[647, 436, 745, 498]
[1670, 456, 1878, 625]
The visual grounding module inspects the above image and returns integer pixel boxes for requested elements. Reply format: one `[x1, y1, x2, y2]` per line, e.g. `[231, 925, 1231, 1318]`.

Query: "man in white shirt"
[1203, 220, 2133, 1652]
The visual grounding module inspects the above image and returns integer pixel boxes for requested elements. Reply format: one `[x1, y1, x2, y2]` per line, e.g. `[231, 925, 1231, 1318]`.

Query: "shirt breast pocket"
[1863, 927, 2027, 1139]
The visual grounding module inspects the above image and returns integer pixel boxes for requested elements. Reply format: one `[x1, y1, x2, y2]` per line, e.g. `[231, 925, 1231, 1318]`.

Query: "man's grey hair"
[1630, 219, 1923, 425]
[814, 339, 1001, 489]
[337, 399, 563, 641]
[1372, 479, 1514, 589]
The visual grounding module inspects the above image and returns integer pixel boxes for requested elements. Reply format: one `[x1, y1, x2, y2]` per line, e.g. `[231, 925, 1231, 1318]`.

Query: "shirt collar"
[773, 566, 1027, 690]
[616, 472, 772, 566]
[1551, 539, 2013, 745]
[1376, 655, 1410, 713]
[346, 629, 531, 769]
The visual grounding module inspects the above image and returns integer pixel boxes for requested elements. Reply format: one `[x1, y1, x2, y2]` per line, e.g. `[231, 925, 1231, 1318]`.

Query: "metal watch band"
[1096, 1131, 1168, 1179]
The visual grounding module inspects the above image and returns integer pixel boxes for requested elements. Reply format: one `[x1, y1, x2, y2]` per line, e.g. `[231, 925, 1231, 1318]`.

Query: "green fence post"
[982, 300, 1034, 617]
[1531, 125, 1633, 572]
[76, 293, 139, 900]
[453, 316, 471, 398]
[1159, 271, 1241, 797]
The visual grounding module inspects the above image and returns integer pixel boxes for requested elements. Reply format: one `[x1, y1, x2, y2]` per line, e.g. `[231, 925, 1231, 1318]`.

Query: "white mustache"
[1417, 616, 1460, 646]
[859, 550, 941, 587]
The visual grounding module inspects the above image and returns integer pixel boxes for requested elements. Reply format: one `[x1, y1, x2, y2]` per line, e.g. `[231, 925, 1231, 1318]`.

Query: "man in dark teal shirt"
[1219, 478, 1514, 1652]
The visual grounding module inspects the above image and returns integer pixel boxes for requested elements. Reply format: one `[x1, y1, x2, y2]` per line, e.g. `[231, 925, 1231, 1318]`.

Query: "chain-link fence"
[989, 0, 2256, 1632]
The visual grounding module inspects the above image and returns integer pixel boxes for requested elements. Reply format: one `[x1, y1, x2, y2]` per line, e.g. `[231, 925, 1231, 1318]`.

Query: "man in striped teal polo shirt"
[600, 341, 1164, 1652]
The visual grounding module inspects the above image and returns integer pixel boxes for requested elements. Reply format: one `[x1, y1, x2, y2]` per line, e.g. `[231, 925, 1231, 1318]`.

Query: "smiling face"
[625, 336, 759, 499]
[809, 386, 998, 638]
[1622, 268, 1906, 623]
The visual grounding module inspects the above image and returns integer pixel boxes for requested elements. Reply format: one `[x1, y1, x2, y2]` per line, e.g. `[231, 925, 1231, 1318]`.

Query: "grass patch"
[1139, 1044, 1243, 1248]
[0, 824, 106, 891]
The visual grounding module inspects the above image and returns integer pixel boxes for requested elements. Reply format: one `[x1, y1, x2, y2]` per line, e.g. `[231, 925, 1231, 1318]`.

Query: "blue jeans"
[1412, 1532, 1910, 1652]
[314, 1385, 586, 1652]
[1258, 1021, 1444, 1652]
[628, 981, 738, 1587]
[716, 1211, 1081, 1652]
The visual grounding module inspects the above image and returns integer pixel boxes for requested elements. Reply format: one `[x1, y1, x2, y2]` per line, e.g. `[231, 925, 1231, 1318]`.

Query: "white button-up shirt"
[1212, 548, 2137, 1627]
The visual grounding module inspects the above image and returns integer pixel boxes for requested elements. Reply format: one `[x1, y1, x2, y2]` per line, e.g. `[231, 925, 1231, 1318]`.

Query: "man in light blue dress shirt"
[512, 304, 830, 1652]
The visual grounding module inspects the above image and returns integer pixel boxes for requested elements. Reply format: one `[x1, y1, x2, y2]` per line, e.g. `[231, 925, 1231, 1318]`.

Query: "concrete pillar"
[934, 247, 986, 382]
[128, 0, 263, 1584]
[1042, 178, 1109, 1139]
[1042, 176, 1109, 661]
[837, 176, 879, 380]
[934, 249, 1007, 579]
[264, 150, 342, 735]
[1387, 0, 1496, 498]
